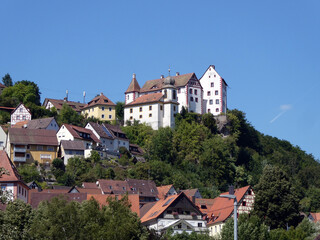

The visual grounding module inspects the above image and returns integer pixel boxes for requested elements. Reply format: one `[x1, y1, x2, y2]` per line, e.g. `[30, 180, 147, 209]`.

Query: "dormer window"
[104, 100, 108, 103]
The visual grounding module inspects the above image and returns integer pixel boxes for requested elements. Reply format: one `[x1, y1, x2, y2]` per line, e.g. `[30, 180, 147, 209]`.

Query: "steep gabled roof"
[62, 124, 100, 143]
[0, 150, 22, 182]
[207, 186, 251, 225]
[8, 128, 58, 146]
[27, 117, 56, 130]
[43, 98, 85, 113]
[11, 103, 31, 115]
[310, 212, 320, 222]
[199, 65, 228, 86]
[60, 140, 86, 150]
[157, 185, 175, 199]
[125, 92, 164, 106]
[140, 73, 196, 93]
[102, 123, 128, 141]
[140, 192, 202, 224]
[125, 75, 141, 93]
[126, 179, 158, 197]
[98, 180, 132, 195]
[82, 93, 115, 109]
[87, 122, 113, 139]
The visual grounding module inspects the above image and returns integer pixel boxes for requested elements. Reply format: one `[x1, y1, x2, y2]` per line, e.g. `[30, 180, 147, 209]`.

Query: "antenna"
[168, 65, 171, 76]
[83, 91, 86, 103]
[66, 89, 68, 101]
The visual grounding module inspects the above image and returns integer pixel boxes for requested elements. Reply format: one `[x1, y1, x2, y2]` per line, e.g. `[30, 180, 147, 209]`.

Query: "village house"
[85, 122, 129, 152]
[124, 74, 179, 130]
[157, 185, 178, 199]
[199, 65, 228, 115]
[0, 150, 29, 203]
[6, 128, 58, 165]
[140, 192, 207, 235]
[81, 93, 116, 122]
[43, 98, 85, 114]
[10, 103, 32, 126]
[56, 124, 100, 151]
[59, 140, 86, 165]
[206, 185, 254, 237]
[12, 117, 59, 132]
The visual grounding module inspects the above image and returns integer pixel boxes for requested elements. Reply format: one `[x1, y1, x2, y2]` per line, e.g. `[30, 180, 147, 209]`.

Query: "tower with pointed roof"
[125, 73, 141, 105]
[162, 76, 178, 128]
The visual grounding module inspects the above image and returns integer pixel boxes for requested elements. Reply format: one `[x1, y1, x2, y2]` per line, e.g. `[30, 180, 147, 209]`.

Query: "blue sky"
[1, 1, 320, 159]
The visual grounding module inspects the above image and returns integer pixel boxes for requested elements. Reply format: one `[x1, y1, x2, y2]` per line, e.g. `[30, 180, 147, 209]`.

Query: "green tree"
[0, 200, 33, 240]
[116, 101, 124, 122]
[253, 165, 301, 229]
[121, 122, 153, 148]
[17, 164, 42, 183]
[2, 73, 13, 87]
[57, 103, 84, 126]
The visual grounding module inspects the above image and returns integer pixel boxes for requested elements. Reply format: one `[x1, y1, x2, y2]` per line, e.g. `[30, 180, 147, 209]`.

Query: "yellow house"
[6, 128, 58, 165]
[81, 93, 116, 121]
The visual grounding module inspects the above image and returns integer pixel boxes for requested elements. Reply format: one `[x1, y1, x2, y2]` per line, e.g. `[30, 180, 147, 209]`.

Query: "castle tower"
[162, 76, 179, 128]
[125, 73, 141, 104]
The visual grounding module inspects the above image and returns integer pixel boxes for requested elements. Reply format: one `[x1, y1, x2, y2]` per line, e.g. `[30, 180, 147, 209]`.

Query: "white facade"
[11, 103, 32, 125]
[56, 126, 75, 143]
[200, 65, 227, 115]
[0, 126, 7, 150]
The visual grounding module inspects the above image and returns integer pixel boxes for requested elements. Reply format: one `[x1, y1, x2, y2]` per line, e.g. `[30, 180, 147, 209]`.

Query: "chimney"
[229, 185, 234, 195]
[100, 92, 103, 96]
[65, 89, 68, 101]
[176, 72, 180, 76]
[160, 75, 164, 79]
[133, 73, 136, 79]
[212, 65, 215, 70]
[63, 97, 67, 102]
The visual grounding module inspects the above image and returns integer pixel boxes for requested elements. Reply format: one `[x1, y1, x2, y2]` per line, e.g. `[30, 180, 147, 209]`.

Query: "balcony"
[14, 156, 26, 162]
[14, 146, 26, 152]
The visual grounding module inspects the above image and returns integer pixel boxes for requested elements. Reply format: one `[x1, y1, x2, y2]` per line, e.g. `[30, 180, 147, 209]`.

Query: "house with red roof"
[43, 98, 85, 114]
[124, 74, 179, 130]
[6, 128, 58, 164]
[206, 185, 254, 237]
[140, 192, 207, 235]
[157, 185, 177, 199]
[309, 212, 320, 223]
[0, 150, 29, 203]
[81, 93, 116, 122]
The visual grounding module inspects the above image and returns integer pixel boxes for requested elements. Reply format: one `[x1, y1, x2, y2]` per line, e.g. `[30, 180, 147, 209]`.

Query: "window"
[198, 223, 202, 227]
[109, 115, 112, 119]
[130, 116, 133, 120]
[160, 105, 163, 110]
[139, 115, 142, 119]
[109, 107, 112, 111]
[207, 91, 211, 96]
[20, 108, 23, 112]
[26, 153, 30, 159]
[22, 116, 26, 120]
[172, 90, 176, 99]
[130, 108, 133, 113]
[149, 106, 152, 111]
[195, 98, 198, 102]
[242, 201, 247, 206]
[214, 74, 216, 77]
[208, 109, 211, 113]
[149, 113, 152, 117]
[209, 100, 213, 105]
[16, 116, 20, 120]
[47, 146, 54, 151]
[211, 82, 214, 87]
[173, 106, 176, 111]
[178, 88, 181, 93]
[216, 99, 219, 104]
[216, 108, 219, 112]
[102, 107, 105, 111]
[127, 95, 129, 100]
[189, 89, 193, 94]
[194, 89, 197, 95]
[37, 146, 43, 150]
[190, 97, 194, 101]
[139, 107, 142, 112]
[102, 114, 105, 119]
[215, 90, 219, 95]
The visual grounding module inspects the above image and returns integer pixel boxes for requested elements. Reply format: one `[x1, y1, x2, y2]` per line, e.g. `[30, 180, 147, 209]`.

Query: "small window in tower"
[216, 99, 219, 104]
[172, 90, 176, 99]
[130, 116, 133, 120]
[190, 97, 194, 102]
[211, 82, 214, 87]
[149, 106, 152, 111]
[130, 108, 133, 113]
[195, 89, 197, 95]
[127, 95, 129, 100]
[139, 107, 142, 112]
[215, 90, 219, 95]
[160, 105, 163, 110]
[207, 91, 211, 96]
[209, 100, 213, 105]
[189, 89, 193, 94]
[139, 115, 142, 119]
[173, 106, 176, 111]
[195, 98, 198, 102]
[149, 113, 152, 117]
[178, 88, 181, 93]
[208, 109, 211, 113]
[216, 108, 219, 112]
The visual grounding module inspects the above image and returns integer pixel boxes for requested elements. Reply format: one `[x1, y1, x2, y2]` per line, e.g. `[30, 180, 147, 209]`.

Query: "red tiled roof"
[310, 213, 320, 222]
[140, 73, 196, 93]
[87, 194, 140, 217]
[82, 182, 99, 188]
[27, 117, 56, 130]
[125, 93, 163, 106]
[125, 76, 141, 93]
[181, 189, 199, 198]
[63, 124, 100, 143]
[43, 98, 85, 113]
[207, 186, 251, 225]
[83, 93, 115, 109]
[78, 188, 102, 194]
[157, 185, 174, 199]
[8, 128, 58, 146]
[0, 150, 22, 182]
[11, 120, 29, 128]
[195, 198, 216, 215]
[29, 192, 87, 208]
[61, 140, 86, 151]
[98, 179, 132, 194]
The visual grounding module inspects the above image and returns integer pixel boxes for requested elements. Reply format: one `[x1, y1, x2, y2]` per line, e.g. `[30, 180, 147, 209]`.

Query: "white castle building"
[124, 66, 227, 130]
